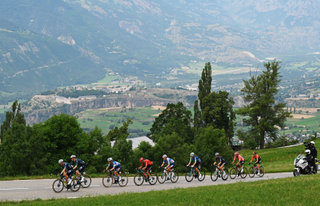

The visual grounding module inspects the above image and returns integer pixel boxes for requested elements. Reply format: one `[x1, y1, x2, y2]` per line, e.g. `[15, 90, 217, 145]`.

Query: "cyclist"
[231, 152, 245, 176]
[304, 149, 314, 172]
[58, 159, 73, 185]
[70, 155, 86, 182]
[159, 154, 175, 180]
[186, 152, 202, 179]
[213, 152, 226, 176]
[104, 157, 121, 183]
[137, 157, 153, 180]
[249, 151, 261, 175]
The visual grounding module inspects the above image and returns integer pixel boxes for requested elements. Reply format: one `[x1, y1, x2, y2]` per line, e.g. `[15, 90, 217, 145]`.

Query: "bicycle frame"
[136, 169, 149, 180]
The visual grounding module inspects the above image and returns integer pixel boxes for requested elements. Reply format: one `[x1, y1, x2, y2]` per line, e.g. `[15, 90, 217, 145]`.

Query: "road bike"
[229, 164, 247, 179]
[210, 165, 228, 181]
[134, 168, 157, 186]
[248, 163, 265, 178]
[102, 170, 128, 188]
[73, 172, 92, 188]
[185, 165, 205, 182]
[158, 167, 179, 184]
[52, 174, 81, 193]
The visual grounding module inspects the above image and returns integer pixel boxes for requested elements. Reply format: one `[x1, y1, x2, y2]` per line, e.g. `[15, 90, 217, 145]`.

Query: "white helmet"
[70, 155, 76, 158]
[58, 159, 64, 164]
[305, 149, 311, 155]
[310, 141, 315, 145]
[107, 157, 113, 161]
[190, 152, 194, 157]
[162, 154, 167, 158]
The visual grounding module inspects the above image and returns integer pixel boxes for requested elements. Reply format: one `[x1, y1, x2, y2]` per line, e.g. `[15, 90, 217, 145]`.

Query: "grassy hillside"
[2, 175, 320, 205]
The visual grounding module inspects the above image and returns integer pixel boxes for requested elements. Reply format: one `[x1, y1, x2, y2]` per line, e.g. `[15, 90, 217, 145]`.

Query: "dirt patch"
[152, 106, 166, 110]
[291, 114, 315, 119]
[295, 108, 320, 113]
[152, 113, 161, 117]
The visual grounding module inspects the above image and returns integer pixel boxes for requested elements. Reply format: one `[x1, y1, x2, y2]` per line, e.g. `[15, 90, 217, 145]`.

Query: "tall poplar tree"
[237, 60, 292, 149]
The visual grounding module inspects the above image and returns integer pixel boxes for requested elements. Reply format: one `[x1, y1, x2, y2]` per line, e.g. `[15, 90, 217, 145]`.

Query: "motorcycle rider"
[304, 149, 314, 173]
[310, 141, 317, 173]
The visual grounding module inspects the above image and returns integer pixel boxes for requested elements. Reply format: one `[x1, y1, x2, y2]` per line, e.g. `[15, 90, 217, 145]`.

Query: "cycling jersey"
[141, 159, 153, 167]
[216, 156, 226, 164]
[72, 159, 85, 167]
[61, 162, 73, 171]
[163, 158, 175, 164]
[251, 154, 261, 162]
[108, 161, 121, 168]
[190, 156, 201, 163]
[234, 155, 244, 162]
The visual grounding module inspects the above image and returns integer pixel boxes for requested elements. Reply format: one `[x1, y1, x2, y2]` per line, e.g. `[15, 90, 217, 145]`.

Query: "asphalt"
[0, 172, 293, 201]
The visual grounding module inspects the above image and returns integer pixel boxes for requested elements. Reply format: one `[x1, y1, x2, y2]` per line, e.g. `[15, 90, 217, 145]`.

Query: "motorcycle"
[293, 154, 319, 176]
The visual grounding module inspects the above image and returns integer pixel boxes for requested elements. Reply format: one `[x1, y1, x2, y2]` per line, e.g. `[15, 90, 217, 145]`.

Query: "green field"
[97, 73, 121, 84]
[284, 62, 308, 70]
[2, 175, 320, 205]
[78, 107, 162, 135]
[284, 111, 320, 135]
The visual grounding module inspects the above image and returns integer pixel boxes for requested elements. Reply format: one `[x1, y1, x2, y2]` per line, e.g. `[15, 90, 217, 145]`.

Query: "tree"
[236, 60, 292, 149]
[147, 102, 193, 143]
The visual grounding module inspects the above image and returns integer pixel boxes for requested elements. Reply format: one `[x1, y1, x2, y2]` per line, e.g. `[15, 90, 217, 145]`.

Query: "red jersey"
[141, 159, 153, 167]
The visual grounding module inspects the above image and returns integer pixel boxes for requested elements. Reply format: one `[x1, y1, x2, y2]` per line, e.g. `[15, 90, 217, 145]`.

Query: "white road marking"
[0, 188, 29, 191]
[67, 197, 78, 199]
[90, 185, 101, 187]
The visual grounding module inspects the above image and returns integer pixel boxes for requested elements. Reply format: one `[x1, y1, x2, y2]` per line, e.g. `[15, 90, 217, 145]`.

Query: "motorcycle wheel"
[293, 169, 300, 177]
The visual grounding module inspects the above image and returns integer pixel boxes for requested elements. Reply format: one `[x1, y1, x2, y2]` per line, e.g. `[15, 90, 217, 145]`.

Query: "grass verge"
[1, 174, 319, 205]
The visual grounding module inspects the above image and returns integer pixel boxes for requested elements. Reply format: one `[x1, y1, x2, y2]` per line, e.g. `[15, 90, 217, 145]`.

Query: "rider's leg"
[64, 173, 68, 183]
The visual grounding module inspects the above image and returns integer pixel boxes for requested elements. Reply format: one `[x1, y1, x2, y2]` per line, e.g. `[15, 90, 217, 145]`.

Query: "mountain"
[1, 0, 320, 102]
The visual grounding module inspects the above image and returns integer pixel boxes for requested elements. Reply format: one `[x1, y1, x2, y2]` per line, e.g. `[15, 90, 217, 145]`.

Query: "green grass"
[7, 100, 27, 105]
[306, 67, 317, 71]
[284, 62, 308, 70]
[238, 138, 320, 173]
[79, 107, 161, 134]
[2, 175, 320, 205]
[97, 73, 121, 84]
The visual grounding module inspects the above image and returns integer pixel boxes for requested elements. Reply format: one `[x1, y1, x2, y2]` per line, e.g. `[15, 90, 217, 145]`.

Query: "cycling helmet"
[215, 152, 219, 157]
[139, 157, 144, 162]
[107, 157, 113, 162]
[234, 152, 239, 156]
[190, 152, 194, 157]
[162, 154, 167, 158]
[310, 141, 315, 145]
[305, 149, 311, 155]
[58, 159, 64, 164]
[70, 155, 76, 158]
[253, 152, 257, 155]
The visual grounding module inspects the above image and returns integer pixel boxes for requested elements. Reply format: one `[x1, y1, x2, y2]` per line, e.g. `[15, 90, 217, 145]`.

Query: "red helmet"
[139, 157, 144, 162]
[234, 152, 239, 156]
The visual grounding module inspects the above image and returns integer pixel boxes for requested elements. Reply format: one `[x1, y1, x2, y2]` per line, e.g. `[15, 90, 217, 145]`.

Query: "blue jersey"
[163, 158, 174, 164]
[108, 161, 121, 168]
[190, 156, 201, 163]
[72, 159, 85, 167]
[216, 156, 226, 164]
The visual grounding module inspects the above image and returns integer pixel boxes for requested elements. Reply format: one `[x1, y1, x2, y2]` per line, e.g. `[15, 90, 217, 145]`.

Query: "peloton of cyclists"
[186, 152, 202, 179]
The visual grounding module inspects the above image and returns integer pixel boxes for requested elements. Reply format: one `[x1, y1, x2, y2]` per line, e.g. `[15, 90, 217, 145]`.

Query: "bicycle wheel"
[185, 171, 194, 182]
[229, 168, 237, 179]
[240, 167, 248, 179]
[148, 172, 157, 185]
[118, 173, 128, 187]
[81, 174, 92, 188]
[134, 173, 144, 186]
[248, 167, 255, 178]
[198, 169, 205, 181]
[210, 170, 218, 182]
[158, 172, 167, 184]
[52, 179, 64, 193]
[71, 179, 81, 192]
[221, 169, 229, 181]
[102, 174, 113, 188]
[170, 171, 179, 183]
[259, 166, 265, 177]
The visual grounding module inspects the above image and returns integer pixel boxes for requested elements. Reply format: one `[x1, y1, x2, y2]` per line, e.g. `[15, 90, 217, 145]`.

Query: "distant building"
[156, 83, 161, 86]
[110, 136, 155, 149]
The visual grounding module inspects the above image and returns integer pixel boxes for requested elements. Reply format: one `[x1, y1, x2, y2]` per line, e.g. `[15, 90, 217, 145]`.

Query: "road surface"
[0, 172, 293, 201]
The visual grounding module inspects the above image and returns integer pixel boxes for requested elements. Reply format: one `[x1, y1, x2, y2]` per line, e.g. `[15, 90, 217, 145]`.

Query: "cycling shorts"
[220, 163, 225, 167]
[240, 160, 245, 165]
[77, 165, 86, 173]
[66, 169, 73, 177]
[195, 161, 201, 168]
[168, 163, 175, 168]
[255, 159, 261, 165]
[146, 165, 153, 172]
[115, 166, 122, 172]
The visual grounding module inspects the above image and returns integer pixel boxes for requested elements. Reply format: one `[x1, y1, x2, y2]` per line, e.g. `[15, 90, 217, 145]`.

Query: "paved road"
[0, 172, 292, 201]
